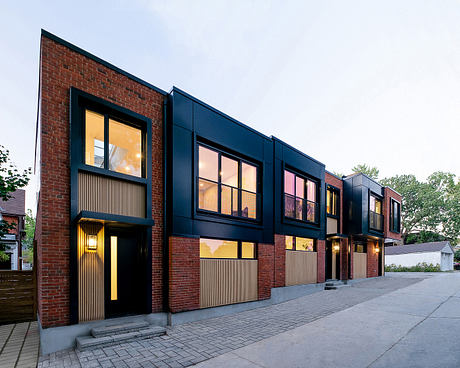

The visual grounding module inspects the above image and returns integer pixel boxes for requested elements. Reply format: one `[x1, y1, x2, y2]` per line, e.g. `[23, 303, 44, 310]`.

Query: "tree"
[23, 209, 35, 250]
[351, 164, 379, 180]
[381, 172, 460, 245]
[0, 145, 31, 260]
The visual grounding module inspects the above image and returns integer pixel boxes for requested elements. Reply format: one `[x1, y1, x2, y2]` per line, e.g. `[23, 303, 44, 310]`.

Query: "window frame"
[83, 106, 147, 179]
[369, 192, 384, 232]
[390, 198, 401, 234]
[199, 238, 258, 260]
[196, 142, 261, 222]
[283, 168, 319, 224]
[354, 243, 367, 253]
[326, 185, 340, 218]
[285, 235, 317, 252]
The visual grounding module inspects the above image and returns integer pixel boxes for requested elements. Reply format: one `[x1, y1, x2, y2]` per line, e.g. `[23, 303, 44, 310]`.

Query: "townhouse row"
[35, 30, 402, 351]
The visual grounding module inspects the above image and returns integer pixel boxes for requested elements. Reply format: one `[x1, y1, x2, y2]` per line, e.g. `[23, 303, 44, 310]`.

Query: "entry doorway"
[326, 240, 341, 280]
[104, 228, 144, 318]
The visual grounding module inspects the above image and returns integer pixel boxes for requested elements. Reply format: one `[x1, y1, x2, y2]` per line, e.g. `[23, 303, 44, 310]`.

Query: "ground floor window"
[354, 243, 367, 253]
[285, 236, 316, 252]
[200, 238, 256, 259]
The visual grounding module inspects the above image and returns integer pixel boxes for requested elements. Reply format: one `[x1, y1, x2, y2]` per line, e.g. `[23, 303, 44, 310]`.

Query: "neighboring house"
[0, 189, 26, 270]
[385, 241, 454, 271]
[34, 30, 402, 353]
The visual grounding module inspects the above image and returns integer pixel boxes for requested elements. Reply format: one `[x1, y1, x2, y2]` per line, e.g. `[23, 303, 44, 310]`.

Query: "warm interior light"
[87, 235, 97, 251]
[125, 166, 130, 171]
[199, 183, 204, 187]
[111, 236, 118, 301]
[136, 153, 141, 158]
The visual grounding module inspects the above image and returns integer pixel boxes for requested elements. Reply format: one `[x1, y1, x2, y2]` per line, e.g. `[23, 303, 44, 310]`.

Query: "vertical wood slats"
[200, 259, 258, 309]
[326, 217, 338, 234]
[353, 252, 367, 279]
[285, 251, 318, 286]
[78, 223, 104, 322]
[78, 172, 145, 218]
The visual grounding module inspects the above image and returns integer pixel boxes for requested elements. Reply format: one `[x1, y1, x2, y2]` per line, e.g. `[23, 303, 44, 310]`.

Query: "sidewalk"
[38, 275, 424, 368]
[0, 321, 40, 368]
[195, 272, 460, 368]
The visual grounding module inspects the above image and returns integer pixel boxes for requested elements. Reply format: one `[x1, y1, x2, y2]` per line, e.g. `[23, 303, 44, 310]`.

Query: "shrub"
[385, 262, 441, 272]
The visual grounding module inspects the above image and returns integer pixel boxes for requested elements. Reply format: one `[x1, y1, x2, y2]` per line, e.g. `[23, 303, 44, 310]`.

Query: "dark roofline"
[41, 29, 168, 96]
[271, 136, 325, 167]
[171, 87, 272, 142]
[343, 172, 383, 188]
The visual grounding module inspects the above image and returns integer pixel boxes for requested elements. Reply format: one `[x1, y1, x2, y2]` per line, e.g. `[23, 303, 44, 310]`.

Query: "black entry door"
[105, 228, 143, 318]
[325, 241, 332, 280]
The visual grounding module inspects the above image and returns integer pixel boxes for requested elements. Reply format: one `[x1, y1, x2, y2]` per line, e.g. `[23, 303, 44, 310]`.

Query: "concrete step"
[91, 321, 150, 337]
[325, 284, 351, 290]
[76, 326, 166, 351]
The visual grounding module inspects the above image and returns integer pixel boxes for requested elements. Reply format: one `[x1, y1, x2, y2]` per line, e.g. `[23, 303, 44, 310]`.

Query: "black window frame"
[196, 142, 261, 222]
[285, 235, 317, 252]
[326, 185, 340, 218]
[283, 169, 319, 224]
[199, 238, 258, 260]
[390, 198, 401, 233]
[83, 105, 147, 179]
[369, 193, 384, 232]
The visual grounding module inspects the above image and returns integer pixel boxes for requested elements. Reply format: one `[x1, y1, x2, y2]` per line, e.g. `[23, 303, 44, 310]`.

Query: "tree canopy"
[351, 164, 380, 180]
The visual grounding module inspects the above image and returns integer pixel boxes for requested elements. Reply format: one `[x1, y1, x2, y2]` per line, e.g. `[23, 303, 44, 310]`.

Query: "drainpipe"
[162, 96, 170, 322]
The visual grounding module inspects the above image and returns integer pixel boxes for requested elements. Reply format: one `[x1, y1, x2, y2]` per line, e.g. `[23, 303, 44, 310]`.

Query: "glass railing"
[284, 193, 318, 223]
[369, 211, 383, 231]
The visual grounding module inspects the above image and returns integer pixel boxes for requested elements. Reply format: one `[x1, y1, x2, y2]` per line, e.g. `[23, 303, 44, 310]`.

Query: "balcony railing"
[369, 211, 383, 231]
[284, 193, 318, 223]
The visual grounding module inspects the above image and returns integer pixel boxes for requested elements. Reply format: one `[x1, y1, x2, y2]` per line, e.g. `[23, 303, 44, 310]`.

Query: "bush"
[385, 262, 441, 272]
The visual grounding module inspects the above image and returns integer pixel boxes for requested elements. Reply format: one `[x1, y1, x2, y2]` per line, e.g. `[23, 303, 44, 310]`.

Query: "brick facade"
[339, 238, 348, 280]
[384, 187, 403, 242]
[258, 243, 274, 300]
[38, 35, 164, 328]
[367, 241, 379, 278]
[168, 236, 200, 313]
[274, 234, 286, 287]
[316, 240, 326, 283]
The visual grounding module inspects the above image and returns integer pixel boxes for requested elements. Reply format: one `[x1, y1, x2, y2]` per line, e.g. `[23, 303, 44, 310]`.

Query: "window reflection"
[241, 242, 255, 258]
[285, 236, 316, 252]
[108, 119, 142, 177]
[199, 146, 218, 181]
[85, 110, 105, 168]
[284, 170, 317, 223]
[200, 238, 256, 259]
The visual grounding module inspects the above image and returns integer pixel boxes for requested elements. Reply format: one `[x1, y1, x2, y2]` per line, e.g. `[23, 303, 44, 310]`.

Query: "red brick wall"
[2, 215, 19, 234]
[384, 187, 402, 241]
[258, 243, 274, 300]
[317, 240, 325, 283]
[325, 173, 343, 234]
[168, 236, 200, 313]
[339, 238, 349, 280]
[349, 239, 354, 279]
[274, 234, 285, 287]
[367, 240, 379, 278]
[38, 35, 164, 327]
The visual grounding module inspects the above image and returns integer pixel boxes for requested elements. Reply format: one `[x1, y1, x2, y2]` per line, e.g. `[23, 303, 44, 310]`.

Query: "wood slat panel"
[200, 259, 258, 309]
[78, 171, 145, 218]
[0, 271, 35, 324]
[285, 251, 317, 286]
[353, 252, 367, 279]
[326, 217, 338, 234]
[78, 223, 105, 322]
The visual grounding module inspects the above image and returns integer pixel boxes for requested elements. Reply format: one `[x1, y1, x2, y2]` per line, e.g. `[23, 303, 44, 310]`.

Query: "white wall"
[440, 252, 453, 271]
[385, 252, 440, 268]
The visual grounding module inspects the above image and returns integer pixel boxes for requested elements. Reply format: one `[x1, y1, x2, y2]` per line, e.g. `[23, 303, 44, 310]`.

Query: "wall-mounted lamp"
[375, 246, 380, 253]
[333, 244, 340, 252]
[86, 234, 98, 251]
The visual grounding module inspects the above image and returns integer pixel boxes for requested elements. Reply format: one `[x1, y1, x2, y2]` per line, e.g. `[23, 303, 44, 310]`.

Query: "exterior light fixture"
[87, 235, 97, 251]
[375, 246, 380, 253]
[333, 244, 340, 252]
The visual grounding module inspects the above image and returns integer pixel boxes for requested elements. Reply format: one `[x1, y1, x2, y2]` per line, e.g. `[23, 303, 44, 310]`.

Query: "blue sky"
[1, 1, 459, 211]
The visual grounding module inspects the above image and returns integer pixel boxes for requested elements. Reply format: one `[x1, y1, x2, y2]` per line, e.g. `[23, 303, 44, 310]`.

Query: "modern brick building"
[34, 30, 402, 353]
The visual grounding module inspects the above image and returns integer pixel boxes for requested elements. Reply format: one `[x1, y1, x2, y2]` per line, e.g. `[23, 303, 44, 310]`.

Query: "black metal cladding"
[167, 88, 274, 244]
[343, 173, 384, 238]
[273, 138, 326, 240]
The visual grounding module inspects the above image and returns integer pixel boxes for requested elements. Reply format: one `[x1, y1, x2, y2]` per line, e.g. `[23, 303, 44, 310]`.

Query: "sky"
[0, 0, 459, 212]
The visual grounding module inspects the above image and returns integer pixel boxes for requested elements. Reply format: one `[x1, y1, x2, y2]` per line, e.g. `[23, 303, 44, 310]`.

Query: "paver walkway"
[0, 321, 40, 368]
[38, 276, 424, 368]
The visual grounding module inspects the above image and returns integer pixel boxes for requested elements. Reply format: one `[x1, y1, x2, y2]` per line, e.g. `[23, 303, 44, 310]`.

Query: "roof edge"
[41, 29, 168, 96]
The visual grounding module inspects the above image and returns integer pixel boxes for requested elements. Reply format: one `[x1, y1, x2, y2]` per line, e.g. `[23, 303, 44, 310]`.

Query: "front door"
[326, 240, 341, 280]
[105, 228, 143, 318]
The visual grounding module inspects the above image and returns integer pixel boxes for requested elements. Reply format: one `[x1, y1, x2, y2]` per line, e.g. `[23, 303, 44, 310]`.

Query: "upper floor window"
[285, 235, 316, 252]
[85, 109, 144, 177]
[200, 238, 256, 259]
[326, 186, 339, 217]
[390, 199, 401, 233]
[284, 170, 318, 223]
[369, 194, 383, 231]
[198, 144, 259, 220]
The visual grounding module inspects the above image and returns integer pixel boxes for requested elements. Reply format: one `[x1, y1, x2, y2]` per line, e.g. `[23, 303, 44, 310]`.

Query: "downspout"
[162, 96, 169, 321]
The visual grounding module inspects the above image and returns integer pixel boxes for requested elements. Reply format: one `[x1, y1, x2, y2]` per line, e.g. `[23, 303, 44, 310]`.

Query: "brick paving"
[38, 276, 425, 368]
[0, 321, 40, 368]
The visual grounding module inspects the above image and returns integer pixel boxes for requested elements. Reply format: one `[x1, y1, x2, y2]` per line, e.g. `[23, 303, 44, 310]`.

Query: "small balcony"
[369, 211, 383, 231]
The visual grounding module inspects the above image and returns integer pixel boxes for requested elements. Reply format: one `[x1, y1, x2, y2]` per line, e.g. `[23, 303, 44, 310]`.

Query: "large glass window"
[84, 109, 144, 178]
[326, 187, 339, 217]
[390, 199, 401, 233]
[284, 170, 318, 223]
[200, 238, 256, 259]
[198, 144, 259, 220]
[285, 236, 316, 252]
[369, 195, 383, 231]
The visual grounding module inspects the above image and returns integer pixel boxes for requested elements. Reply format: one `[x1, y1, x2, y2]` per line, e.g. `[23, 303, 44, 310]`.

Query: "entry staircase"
[76, 321, 166, 351]
[324, 280, 351, 290]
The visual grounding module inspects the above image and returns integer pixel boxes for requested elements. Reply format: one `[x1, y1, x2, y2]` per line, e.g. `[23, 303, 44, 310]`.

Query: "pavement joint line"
[14, 322, 31, 368]
[0, 323, 16, 355]
[365, 293, 456, 368]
